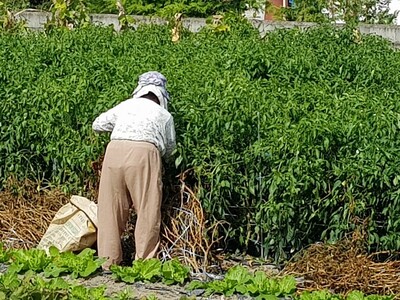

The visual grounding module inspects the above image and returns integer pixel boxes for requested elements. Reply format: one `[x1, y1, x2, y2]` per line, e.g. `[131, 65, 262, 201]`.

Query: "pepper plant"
[1, 20, 400, 260]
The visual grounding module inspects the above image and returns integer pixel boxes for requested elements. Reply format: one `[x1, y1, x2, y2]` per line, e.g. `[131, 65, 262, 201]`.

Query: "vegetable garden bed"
[1, 243, 398, 299]
[1, 15, 400, 299]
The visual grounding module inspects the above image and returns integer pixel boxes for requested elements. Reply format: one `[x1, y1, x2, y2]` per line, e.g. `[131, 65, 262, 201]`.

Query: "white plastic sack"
[37, 196, 98, 253]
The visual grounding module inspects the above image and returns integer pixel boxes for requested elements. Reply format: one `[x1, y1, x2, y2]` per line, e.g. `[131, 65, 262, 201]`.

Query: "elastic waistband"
[109, 139, 157, 149]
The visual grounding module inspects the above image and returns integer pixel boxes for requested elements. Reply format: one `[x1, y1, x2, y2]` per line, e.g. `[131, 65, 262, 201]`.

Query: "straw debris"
[0, 178, 68, 249]
[158, 169, 225, 273]
[283, 234, 400, 296]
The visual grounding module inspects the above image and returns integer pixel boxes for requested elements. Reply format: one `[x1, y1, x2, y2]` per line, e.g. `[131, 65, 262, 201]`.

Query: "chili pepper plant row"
[1, 20, 400, 259]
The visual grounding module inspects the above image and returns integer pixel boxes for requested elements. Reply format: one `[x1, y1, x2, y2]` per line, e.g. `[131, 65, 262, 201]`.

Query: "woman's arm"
[92, 106, 119, 133]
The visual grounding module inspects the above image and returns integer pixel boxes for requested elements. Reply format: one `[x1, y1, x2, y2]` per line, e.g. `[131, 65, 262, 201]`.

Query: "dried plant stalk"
[158, 169, 225, 272]
[0, 178, 68, 249]
[283, 236, 400, 296]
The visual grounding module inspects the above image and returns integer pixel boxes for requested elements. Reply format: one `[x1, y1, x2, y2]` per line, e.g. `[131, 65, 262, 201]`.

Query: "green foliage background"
[87, 0, 263, 17]
[1, 0, 263, 17]
[279, 0, 397, 24]
[1, 21, 400, 259]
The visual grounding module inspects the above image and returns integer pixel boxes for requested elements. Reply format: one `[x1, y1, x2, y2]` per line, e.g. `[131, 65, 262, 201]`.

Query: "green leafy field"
[1, 20, 400, 259]
[0, 244, 394, 299]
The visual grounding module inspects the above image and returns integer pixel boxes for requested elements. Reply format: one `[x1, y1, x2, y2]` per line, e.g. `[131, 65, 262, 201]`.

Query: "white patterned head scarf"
[132, 71, 170, 110]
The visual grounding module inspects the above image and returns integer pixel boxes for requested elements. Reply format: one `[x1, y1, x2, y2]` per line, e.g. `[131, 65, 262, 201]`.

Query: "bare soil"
[78, 274, 194, 299]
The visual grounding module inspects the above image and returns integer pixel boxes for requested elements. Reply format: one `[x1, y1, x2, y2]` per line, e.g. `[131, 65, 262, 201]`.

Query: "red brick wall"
[265, 0, 289, 20]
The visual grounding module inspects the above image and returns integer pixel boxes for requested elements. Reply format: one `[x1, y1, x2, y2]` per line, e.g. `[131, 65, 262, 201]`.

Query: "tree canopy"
[3, 0, 265, 17]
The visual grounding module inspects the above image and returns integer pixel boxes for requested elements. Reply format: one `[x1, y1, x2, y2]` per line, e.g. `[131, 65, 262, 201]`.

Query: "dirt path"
[79, 273, 196, 299]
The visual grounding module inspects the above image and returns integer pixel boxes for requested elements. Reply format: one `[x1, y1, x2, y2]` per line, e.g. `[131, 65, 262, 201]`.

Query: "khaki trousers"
[97, 140, 162, 269]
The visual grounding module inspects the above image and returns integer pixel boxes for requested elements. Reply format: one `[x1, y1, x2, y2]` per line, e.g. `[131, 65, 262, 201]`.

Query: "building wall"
[265, 0, 291, 21]
[16, 10, 400, 48]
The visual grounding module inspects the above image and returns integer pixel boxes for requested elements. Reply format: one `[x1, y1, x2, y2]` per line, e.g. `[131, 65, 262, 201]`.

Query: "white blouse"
[92, 97, 176, 157]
